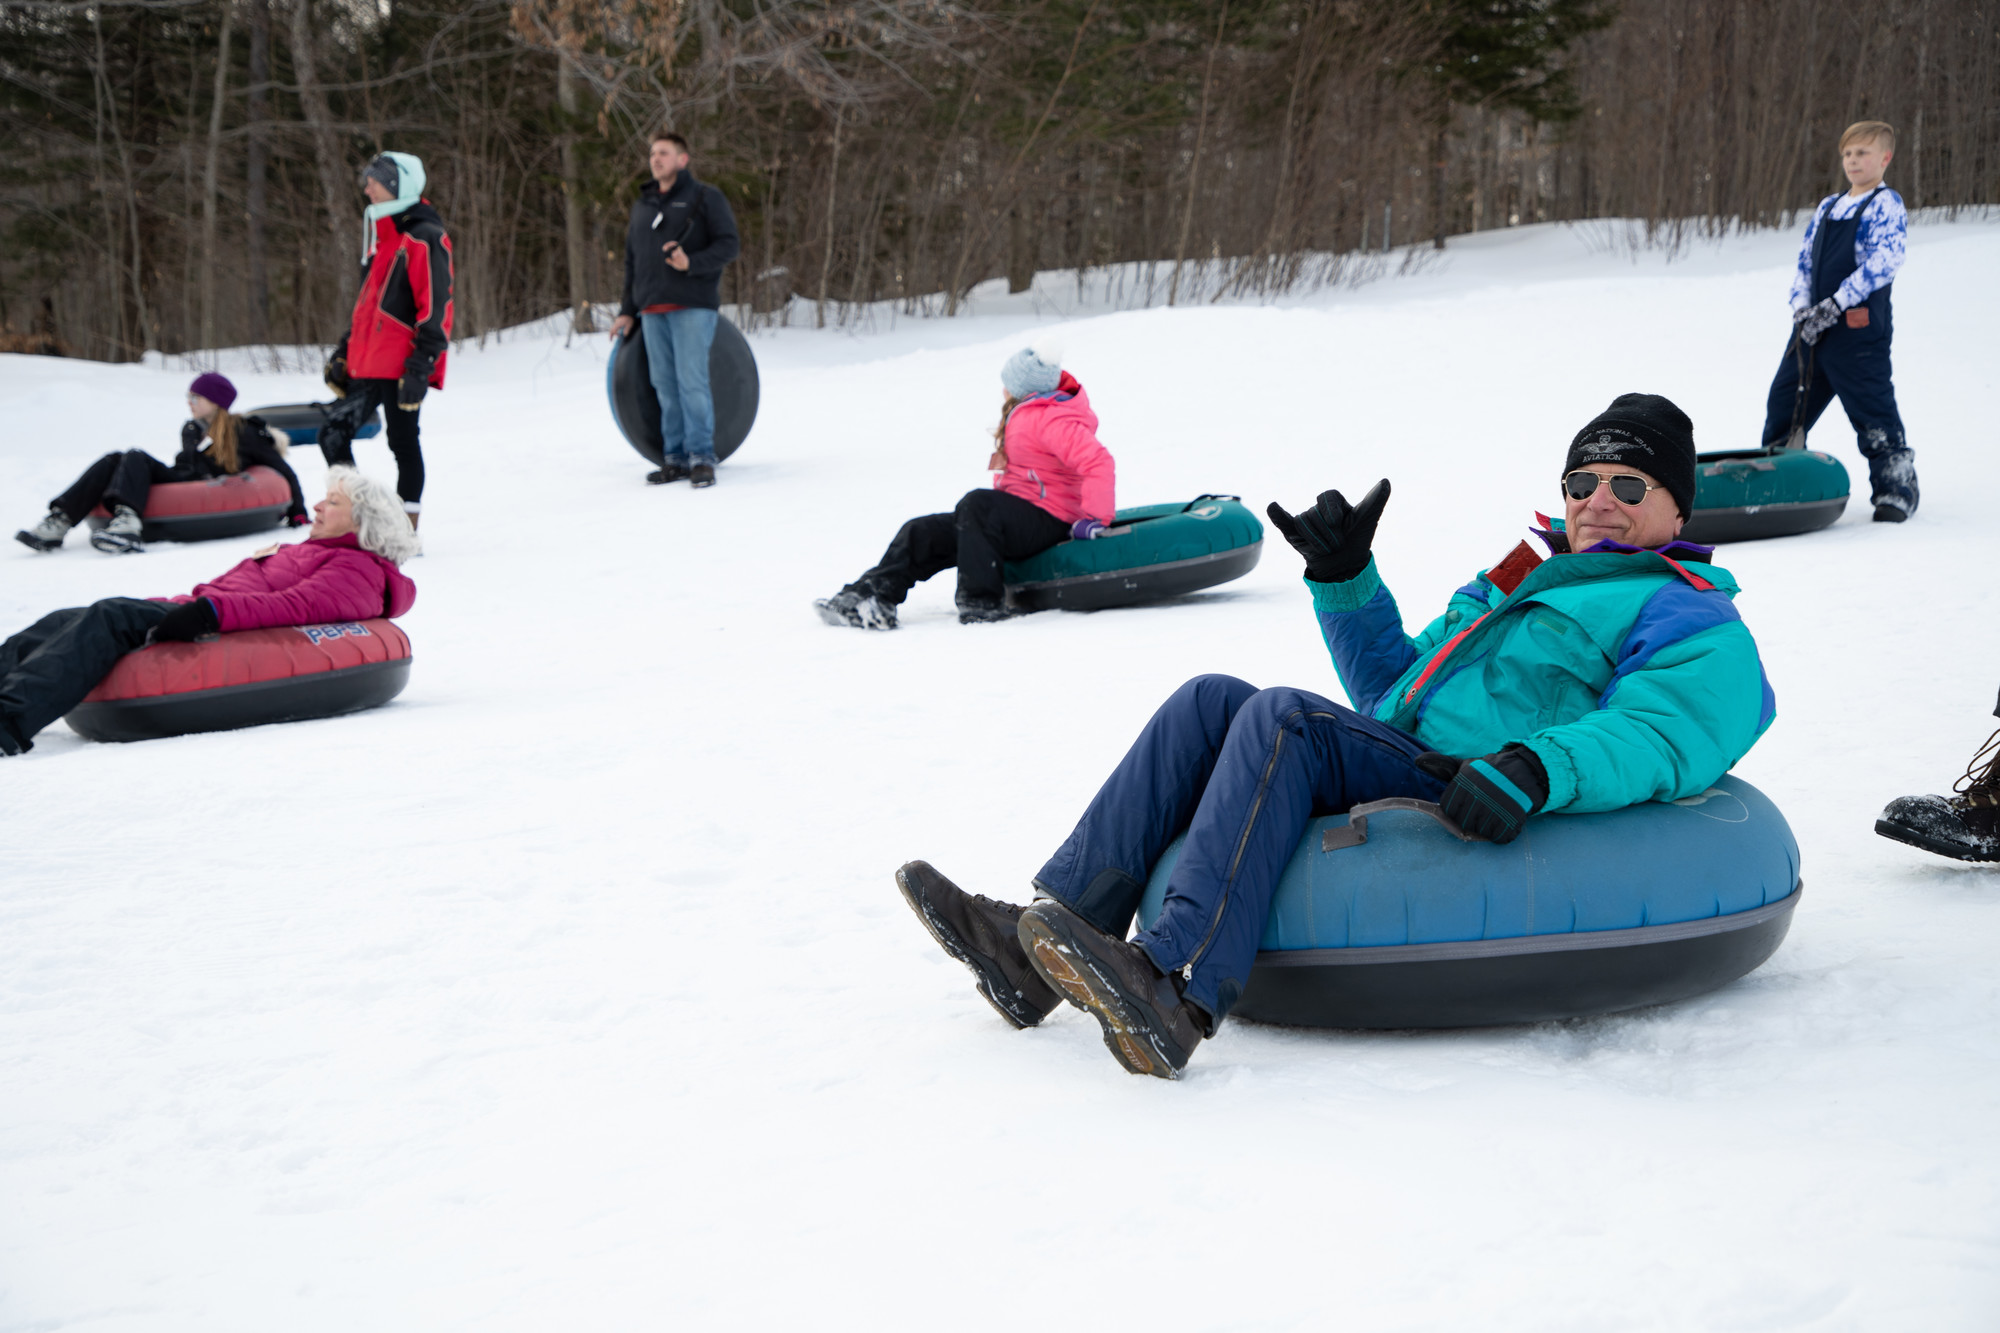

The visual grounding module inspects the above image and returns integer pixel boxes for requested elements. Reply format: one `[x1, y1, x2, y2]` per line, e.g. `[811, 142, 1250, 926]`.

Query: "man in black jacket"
[609, 132, 740, 488]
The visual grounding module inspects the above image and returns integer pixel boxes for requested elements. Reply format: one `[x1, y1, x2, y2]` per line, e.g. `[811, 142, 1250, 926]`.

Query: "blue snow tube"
[1136, 774, 1799, 1028]
[242, 401, 382, 447]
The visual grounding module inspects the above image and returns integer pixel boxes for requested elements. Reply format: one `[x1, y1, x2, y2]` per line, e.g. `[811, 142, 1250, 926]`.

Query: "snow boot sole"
[15, 530, 61, 553]
[895, 861, 1058, 1029]
[1017, 902, 1199, 1080]
[89, 529, 143, 554]
[1874, 815, 2000, 863]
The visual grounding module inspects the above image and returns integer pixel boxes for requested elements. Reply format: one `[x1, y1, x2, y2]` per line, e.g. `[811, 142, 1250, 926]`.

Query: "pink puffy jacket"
[992, 372, 1115, 526]
[164, 533, 418, 632]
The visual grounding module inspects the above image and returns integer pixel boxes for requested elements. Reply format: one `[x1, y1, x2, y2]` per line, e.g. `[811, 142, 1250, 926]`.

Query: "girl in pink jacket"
[0, 466, 417, 755]
[816, 344, 1115, 628]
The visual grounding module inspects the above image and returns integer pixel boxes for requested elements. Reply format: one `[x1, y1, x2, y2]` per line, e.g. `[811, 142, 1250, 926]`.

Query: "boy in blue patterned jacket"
[1761, 120, 1916, 520]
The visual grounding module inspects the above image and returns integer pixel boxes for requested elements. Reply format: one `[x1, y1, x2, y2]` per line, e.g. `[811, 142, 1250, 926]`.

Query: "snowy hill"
[2, 217, 1997, 1330]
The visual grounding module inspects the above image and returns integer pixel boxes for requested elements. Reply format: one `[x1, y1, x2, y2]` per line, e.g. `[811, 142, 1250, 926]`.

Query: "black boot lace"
[1952, 728, 2000, 808]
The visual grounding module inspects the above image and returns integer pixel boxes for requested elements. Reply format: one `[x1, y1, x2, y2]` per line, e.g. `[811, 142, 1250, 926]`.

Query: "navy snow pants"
[1759, 328, 1917, 515]
[1031, 673, 1445, 1023]
[0, 598, 169, 754]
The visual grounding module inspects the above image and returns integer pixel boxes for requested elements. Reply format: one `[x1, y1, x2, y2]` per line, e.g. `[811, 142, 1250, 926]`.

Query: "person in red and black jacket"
[321, 151, 454, 529]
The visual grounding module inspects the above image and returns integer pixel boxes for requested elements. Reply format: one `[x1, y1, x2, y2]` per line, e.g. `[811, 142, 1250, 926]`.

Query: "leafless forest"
[2, 0, 1995, 362]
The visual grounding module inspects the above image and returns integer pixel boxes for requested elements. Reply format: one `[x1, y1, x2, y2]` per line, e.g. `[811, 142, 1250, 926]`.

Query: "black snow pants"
[50, 450, 186, 523]
[0, 598, 170, 754]
[319, 380, 425, 508]
[843, 489, 1070, 607]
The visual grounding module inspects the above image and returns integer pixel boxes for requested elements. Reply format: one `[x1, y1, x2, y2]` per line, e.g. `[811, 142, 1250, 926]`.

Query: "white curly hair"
[326, 465, 420, 565]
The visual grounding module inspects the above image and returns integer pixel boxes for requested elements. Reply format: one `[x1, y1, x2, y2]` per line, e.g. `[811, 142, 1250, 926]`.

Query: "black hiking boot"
[647, 461, 691, 485]
[1876, 728, 2000, 863]
[895, 861, 1060, 1029]
[956, 597, 1017, 625]
[15, 509, 73, 552]
[814, 590, 897, 630]
[690, 463, 716, 488]
[1872, 503, 1909, 523]
[1017, 899, 1205, 1080]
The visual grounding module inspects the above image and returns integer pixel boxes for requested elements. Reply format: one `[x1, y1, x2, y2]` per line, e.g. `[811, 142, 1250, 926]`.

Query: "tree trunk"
[1431, 120, 1449, 250]
[287, 0, 355, 317]
[557, 56, 591, 332]
[1169, 0, 1227, 306]
[245, 0, 272, 342]
[200, 1, 236, 355]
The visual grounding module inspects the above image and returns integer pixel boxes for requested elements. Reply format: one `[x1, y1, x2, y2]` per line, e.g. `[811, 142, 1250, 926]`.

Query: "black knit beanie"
[361, 155, 400, 197]
[1564, 393, 1697, 518]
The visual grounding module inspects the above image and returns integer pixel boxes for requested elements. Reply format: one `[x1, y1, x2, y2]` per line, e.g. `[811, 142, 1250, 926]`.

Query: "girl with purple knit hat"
[15, 372, 306, 555]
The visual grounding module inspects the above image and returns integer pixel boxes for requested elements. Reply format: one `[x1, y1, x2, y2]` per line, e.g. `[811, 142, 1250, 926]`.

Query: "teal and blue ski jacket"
[1310, 534, 1775, 814]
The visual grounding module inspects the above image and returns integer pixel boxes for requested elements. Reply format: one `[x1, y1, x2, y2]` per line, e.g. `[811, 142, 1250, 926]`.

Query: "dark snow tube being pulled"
[1137, 775, 1799, 1029]
[1679, 448, 1849, 544]
[65, 619, 412, 743]
[242, 401, 383, 447]
[605, 318, 760, 465]
[85, 466, 293, 543]
[1004, 496, 1263, 612]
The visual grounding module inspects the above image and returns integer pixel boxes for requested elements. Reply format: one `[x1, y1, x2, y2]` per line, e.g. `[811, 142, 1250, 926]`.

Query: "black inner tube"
[608, 317, 760, 465]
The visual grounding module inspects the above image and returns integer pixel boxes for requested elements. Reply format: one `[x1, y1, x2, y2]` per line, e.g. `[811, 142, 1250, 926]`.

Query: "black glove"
[180, 418, 205, 452]
[398, 367, 429, 411]
[323, 351, 351, 397]
[1416, 746, 1549, 844]
[1796, 296, 1841, 346]
[1265, 479, 1391, 584]
[148, 597, 220, 645]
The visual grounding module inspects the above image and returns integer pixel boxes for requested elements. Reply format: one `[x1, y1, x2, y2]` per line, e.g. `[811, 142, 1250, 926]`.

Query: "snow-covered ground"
[2, 217, 1997, 1331]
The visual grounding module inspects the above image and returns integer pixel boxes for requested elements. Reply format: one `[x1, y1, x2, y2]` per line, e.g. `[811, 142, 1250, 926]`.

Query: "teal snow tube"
[1003, 495, 1263, 612]
[1680, 448, 1849, 544]
[1137, 775, 1800, 1028]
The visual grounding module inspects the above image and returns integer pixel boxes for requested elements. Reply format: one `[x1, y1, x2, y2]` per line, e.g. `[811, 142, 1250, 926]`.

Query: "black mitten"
[1265, 479, 1391, 584]
[148, 597, 221, 644]
[1419, 746, 1550, 844]
[398, 364, 430, 411]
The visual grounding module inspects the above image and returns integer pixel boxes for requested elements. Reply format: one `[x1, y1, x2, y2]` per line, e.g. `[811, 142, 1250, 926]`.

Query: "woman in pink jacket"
[0, 466, 418, 756]
[816, 344, 1115, 628]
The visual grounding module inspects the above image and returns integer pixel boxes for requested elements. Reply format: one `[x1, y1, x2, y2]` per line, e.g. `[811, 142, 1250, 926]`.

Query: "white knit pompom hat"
[1001, 337, 1065, 398]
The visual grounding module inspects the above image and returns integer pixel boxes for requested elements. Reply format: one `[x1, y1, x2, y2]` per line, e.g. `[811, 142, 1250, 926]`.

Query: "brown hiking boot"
[895, 861, 1060, 1029]
[1017, 899, 1204, 1079]
[1876, 727, 2000, 863]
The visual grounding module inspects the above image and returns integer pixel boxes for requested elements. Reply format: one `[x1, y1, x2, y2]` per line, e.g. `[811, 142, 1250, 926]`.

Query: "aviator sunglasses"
[1563, 470, 1662, 506]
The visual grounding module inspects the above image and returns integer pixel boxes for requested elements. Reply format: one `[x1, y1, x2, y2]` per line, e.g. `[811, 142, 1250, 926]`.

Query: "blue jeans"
[1032, 674, 1444, 1022]
[640, 308, 719, 465]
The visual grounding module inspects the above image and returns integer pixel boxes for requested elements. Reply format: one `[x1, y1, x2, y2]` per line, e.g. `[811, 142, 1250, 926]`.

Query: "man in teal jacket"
[896, 393, 1775, 1080]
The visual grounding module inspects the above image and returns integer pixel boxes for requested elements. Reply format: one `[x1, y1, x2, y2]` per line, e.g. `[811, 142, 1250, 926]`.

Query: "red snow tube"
[64, 619, 412, 743]
[86, 466, 292, 543]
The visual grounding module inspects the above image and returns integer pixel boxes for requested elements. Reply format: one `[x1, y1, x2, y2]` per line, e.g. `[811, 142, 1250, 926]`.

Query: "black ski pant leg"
[951, 489, 1071, 605]
[49, 452, 160, 524]
[0, 598, 169, 754]
[319, 381, 422, 507]
[1819, 332, 1916, 514]
[1759, 334, 1838, 448]
[845, 512, 958, 605]
[102, 451, 179, 515]
[383, 398, 424, 508]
